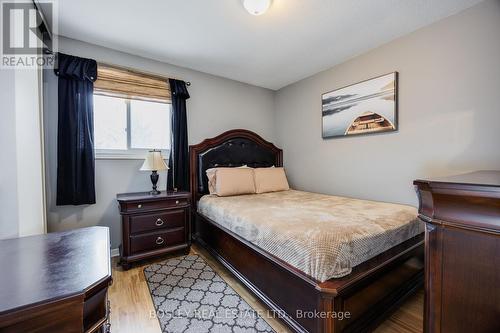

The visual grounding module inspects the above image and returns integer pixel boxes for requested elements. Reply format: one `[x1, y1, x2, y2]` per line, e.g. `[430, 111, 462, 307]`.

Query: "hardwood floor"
[373, 290, 423, 333]
[109, 244, 423, 333]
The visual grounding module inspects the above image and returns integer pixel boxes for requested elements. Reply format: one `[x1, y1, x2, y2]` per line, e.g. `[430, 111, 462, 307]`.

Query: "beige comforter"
[198, 190, 423, 282]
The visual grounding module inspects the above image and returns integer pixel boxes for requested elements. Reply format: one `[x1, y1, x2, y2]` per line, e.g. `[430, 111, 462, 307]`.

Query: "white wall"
[0, 70, 19, 239]
[0, 0, 46, 239]
[274, 0, 500, 206]
[14, 67, 46, 237]
[44, 37, 276, 248]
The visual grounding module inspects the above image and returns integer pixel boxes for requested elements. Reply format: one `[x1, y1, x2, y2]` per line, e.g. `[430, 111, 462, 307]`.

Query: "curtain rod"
[98, 61, 191, 86]
[44, 49, 192, 86]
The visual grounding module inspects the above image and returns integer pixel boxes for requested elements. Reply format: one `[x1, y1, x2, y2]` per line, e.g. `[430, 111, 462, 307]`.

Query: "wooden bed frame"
[189, 129, 424, 333]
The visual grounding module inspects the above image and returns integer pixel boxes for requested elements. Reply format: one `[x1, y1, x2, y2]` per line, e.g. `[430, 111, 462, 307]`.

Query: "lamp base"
[150, 171, 161, 195]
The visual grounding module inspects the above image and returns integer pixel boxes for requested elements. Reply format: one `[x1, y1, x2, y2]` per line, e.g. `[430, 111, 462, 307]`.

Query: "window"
[94, 94, 171, 159]
[92, 63, 172, 159]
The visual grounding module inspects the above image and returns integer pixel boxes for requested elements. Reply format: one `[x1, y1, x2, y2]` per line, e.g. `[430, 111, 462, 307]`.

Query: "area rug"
[144, 254, 276, 333]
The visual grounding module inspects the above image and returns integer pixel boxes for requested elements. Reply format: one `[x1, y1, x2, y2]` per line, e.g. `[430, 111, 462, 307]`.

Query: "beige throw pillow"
[214, 168, 255, 196]
[206, 165, 248, 195]
[254, 167, 290, 194]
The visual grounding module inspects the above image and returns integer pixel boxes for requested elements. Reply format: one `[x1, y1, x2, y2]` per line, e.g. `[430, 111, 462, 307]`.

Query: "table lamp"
[140, 150, 168, 195]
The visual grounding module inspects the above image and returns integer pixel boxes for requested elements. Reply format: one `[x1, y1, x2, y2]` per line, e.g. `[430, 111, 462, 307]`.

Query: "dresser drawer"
[83, 287, 108, 332]
[123, 198, 189, 213]
[130, 209, 186, 234]
[130, 228, 186, 254]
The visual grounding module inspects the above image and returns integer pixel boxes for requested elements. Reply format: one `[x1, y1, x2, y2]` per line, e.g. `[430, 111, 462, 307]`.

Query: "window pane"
[93, 95, 128, 150]
[130, 100, 170, 150]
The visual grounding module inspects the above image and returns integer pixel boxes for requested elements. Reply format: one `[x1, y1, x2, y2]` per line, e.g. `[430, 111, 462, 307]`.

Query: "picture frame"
[322, 72, 398, 139]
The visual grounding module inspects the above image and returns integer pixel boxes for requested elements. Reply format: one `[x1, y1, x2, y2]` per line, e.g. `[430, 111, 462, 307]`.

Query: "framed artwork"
[322, 72, 398, 138]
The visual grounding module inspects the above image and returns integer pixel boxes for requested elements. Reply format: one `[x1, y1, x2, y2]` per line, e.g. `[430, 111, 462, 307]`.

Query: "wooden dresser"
[0, 227, 112, 333]
[414, 171, 500, 333]
[117, 191, 191, 269]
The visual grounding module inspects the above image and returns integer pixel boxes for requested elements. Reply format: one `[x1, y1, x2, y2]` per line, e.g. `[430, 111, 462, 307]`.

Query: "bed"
[190, 129, 424, 333]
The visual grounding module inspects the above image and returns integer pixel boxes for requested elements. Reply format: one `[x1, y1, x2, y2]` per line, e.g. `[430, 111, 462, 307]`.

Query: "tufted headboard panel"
[189, 129, 282, 204]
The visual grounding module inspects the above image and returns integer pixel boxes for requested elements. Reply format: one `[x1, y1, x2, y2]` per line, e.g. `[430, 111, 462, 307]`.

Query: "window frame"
[94, 95, 171, 160]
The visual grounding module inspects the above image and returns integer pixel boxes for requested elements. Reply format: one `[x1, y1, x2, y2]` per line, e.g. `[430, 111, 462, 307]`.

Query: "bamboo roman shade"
[94, 64, 171, 102]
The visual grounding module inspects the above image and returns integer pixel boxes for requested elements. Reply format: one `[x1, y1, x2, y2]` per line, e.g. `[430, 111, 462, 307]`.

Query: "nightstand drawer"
[130, 209, 186, 234]
[124, 198, 189, 213]
[130, 228, 186, 254]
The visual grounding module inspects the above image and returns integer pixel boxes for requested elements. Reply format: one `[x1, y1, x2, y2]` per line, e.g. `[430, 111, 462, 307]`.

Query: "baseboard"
[110, 248, 120, 258]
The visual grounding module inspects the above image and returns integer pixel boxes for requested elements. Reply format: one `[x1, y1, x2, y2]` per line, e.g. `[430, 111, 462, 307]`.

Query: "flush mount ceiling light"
[242, 0, 272, 16]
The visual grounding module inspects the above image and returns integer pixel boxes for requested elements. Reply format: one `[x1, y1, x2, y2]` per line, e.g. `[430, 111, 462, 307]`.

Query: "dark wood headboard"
[189, 129, 283, 206]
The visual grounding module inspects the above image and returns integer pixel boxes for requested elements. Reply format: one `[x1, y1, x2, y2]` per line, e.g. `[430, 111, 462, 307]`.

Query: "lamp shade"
[140, 150, 168, 171]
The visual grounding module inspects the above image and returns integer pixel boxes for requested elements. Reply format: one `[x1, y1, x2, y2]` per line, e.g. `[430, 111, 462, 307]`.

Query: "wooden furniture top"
[116, 191, 190, 203]
[414, 170, 500, 189]
[414, 170, 500, 232]
[0, 227, 112, 314]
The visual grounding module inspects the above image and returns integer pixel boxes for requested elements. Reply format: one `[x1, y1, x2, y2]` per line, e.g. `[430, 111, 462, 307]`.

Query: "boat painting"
[345, 111, 394, 135]
[322, 72, 398, 138]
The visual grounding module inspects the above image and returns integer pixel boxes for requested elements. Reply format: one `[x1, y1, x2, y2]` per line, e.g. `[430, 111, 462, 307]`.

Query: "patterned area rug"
[144, 255, 276, 333]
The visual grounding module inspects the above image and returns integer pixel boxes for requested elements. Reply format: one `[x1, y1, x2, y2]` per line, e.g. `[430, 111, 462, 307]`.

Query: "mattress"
[197, 190, 423, 282]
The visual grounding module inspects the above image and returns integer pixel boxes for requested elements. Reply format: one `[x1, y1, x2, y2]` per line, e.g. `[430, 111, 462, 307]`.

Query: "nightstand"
[116, 191, 191, 270]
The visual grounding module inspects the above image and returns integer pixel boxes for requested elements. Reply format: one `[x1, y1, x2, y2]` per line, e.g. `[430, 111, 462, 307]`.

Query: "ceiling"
[50, 0, 482, 90]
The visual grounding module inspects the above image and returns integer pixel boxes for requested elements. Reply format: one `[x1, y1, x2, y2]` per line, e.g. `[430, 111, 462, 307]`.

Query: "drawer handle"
[175, 200, 180, 205]
[155, 237, 164, 245]
[155, 218, 164, 226]
[137, 204, 142, 208]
